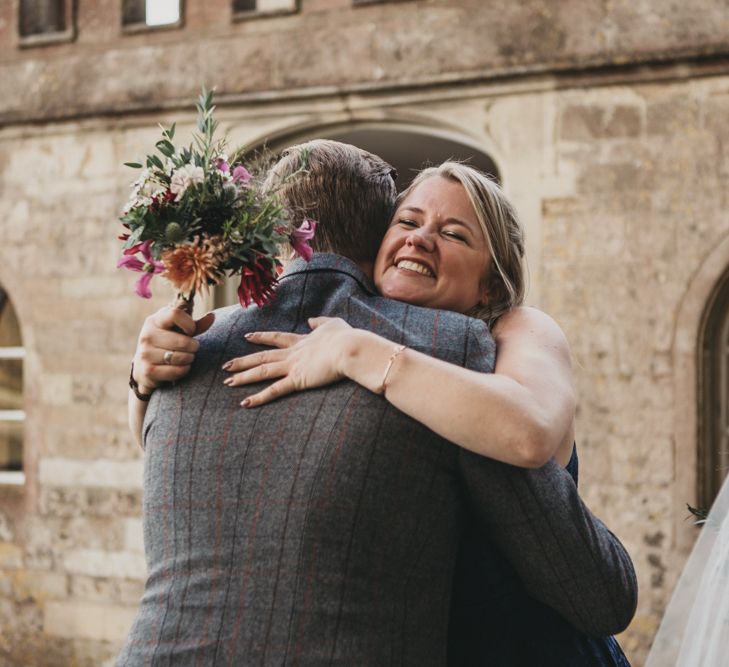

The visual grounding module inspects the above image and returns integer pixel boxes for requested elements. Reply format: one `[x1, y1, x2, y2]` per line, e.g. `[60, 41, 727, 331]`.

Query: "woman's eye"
[443, 230, 466, 242]
[398, 218, 418, 228]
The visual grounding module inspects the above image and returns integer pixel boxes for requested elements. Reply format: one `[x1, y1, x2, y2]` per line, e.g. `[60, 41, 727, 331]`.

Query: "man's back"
[118, 255, 494, 666]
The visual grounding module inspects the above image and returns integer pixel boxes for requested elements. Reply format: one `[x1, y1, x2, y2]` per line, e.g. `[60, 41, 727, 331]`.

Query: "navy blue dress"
[448, 448, 631, 666]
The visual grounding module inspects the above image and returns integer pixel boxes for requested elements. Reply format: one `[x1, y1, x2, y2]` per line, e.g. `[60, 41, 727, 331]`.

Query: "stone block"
[0, 512, 12, 542]
[305, 0, 344, 11]
[38, 487, 142, 519]
[275, 21, 375, 88]
[11, 570, 68, 602]
[560, 104, 641, 141]
[123, 518, 144, 554]
[61, 275, 130, 299]
[200, 38, 274, 96]
[603, 105, 642, 138]
[610, 436, 674, 485]
[23, 548, 56, 571]
[0, 542, 23, 569]
[38, 458, 143, 490]
[63, 549, 147, 581]
[560, 105, 605, 141]
[0, 572, 12, 596]
[71, 375, 126, 407]
[43, 601, 137, 642]
[39, 374, 73, 406]
[47, 516, 124, 552]
[0, 628, 78, 667]
[646, 97, 699, 136]
[70, 574, 144, 606]
[44, 424, 139, 461]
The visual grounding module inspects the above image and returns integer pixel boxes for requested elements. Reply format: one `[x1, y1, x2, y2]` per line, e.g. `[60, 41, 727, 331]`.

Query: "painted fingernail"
[244, 332, 255, 339]
[223, 377, 233, 386]
[222, 361, 232, 370]
[241, 398, 251, 407]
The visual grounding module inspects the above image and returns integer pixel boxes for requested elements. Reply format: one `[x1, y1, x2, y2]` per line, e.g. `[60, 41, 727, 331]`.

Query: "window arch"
[698, 266, 729, 510]
[0, 288, 24, 477]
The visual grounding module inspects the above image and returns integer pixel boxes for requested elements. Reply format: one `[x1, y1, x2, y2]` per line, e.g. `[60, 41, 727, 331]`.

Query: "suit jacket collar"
[282, 253, 377, 296]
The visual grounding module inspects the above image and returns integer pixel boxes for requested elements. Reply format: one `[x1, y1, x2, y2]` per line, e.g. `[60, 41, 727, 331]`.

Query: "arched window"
[698, 266, 729, 510]
[0, 288, 24, 479]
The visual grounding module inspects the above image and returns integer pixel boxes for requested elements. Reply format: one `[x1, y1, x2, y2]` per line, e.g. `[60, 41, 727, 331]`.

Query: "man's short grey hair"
[264, 139, 398, 263]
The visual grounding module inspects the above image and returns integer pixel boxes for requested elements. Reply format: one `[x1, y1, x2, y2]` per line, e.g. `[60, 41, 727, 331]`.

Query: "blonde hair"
[399, 162, 526, 325]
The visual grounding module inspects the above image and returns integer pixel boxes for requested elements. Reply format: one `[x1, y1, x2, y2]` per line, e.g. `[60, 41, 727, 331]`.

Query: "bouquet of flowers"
[117, 88, 315, 311]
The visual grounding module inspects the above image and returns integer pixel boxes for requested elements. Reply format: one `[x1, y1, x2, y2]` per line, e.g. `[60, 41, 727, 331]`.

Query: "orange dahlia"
[161, 235, 228, 297]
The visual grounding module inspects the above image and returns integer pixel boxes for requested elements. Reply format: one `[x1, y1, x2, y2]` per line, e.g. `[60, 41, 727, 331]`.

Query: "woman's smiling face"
[373, 176, 491, 314]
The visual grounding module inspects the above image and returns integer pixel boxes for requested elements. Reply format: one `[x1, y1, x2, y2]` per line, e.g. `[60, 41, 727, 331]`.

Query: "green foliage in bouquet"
[687, 503, 708, 524]
[117, 88, 315, 308]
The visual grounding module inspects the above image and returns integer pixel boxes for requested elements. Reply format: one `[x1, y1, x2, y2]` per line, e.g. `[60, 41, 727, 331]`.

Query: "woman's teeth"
[396, 260, 434, 277]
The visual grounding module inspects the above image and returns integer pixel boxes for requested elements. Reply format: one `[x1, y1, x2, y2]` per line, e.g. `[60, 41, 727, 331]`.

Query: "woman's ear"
[478, 278, 492, 307]
[478, 287, 489, 307]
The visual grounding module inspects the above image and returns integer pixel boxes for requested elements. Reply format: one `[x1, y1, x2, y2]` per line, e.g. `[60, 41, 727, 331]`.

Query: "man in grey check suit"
[119, 141, 636, 665]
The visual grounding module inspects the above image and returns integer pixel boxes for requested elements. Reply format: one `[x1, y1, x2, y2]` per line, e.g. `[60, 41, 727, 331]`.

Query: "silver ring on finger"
[163, 350, 174, 365]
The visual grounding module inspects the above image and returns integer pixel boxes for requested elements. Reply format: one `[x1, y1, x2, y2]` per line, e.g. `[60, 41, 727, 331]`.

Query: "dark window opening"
[233, 0, 257, 12]
[122, 0, 181, 27]
[19, 0, 66, 37]
[0, 289, 24, 474]
[699, 266, 729, 510]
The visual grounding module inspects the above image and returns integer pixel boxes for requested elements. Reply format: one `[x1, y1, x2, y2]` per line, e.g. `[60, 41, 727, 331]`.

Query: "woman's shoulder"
[493, 306, 569, 346]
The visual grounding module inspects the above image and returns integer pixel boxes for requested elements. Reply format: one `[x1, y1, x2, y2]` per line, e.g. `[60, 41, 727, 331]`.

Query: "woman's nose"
[405, 226, 435, 252]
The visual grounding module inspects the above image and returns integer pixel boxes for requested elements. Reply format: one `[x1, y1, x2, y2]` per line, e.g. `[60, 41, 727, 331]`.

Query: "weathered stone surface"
[63, 549, 146, 581]
[44, 600, 138, 642]
[9, 570, 68, 602]
[561, 104, 642, 141]
[70, 574, 144, 607]
[44, 424, 139, 461]
[0, 512, 13, 542]
[0, 542, 23, 569]
[38, 459, 143, 490]
[3, 1, 729, 124]
[38, 487, 143, 519]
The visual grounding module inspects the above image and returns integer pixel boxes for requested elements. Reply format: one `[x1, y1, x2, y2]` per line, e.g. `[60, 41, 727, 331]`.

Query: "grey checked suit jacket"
[118, 254, 636, 666]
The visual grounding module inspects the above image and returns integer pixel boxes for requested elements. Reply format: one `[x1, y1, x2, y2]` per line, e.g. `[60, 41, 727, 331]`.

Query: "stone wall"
[540, 77, 729, 658]
[2, 0, 729, 123]
[2, 1, 729, 665]
[0, 119, 153, 665]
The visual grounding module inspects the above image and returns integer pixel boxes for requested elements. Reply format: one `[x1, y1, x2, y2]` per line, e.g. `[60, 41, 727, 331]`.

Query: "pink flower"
[232, 165, 251, 185]
[289, 219, 317, 262]
[214, 158, 230, 173]
[123, 242, 144, 256]
[117, 240, 165, 299]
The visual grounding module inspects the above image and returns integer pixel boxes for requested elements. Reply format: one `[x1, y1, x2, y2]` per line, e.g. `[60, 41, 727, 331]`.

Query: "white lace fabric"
[646, 476, 729, 666]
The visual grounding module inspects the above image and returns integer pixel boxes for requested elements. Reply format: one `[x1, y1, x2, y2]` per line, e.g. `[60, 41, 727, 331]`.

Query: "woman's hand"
[223, 317, 354, 407]
[132, 306, 214, 394]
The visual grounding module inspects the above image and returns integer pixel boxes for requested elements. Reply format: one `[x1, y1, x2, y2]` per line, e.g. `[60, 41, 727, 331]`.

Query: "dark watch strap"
[129, 363, 154, 402]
